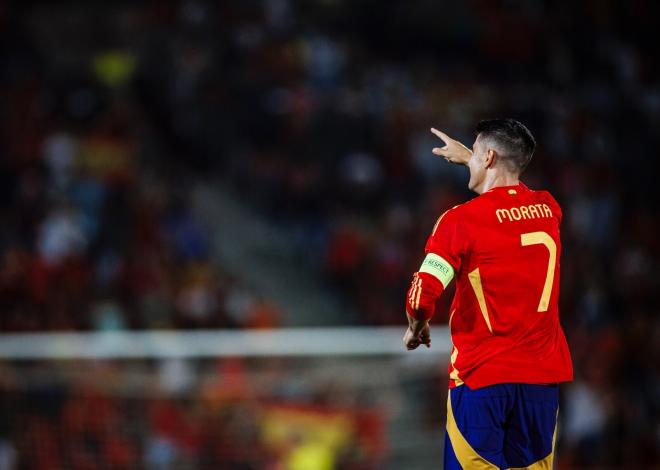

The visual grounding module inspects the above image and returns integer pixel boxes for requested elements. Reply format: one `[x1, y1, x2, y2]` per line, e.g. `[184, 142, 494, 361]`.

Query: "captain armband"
[405, 254, 454, 321]
[419, 253, 455, 288]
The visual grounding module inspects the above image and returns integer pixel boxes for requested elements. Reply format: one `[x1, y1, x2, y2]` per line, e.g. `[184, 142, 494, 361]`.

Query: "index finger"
[430, 128, 451, 143]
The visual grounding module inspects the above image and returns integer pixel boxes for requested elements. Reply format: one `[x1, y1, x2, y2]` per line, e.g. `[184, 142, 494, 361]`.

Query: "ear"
[484, 149, 498, 168]
[484, 149, 498, 169]
[485, 149, 497, 169]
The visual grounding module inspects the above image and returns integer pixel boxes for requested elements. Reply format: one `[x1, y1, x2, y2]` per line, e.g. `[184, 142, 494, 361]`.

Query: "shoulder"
[457, 194, 489, 212]
[430, 204, 461, 236]
[531, 188, 563, 219]
[426, 203, 469, 259]
[429, 197, 485, 240]
[446, 194, 493, 223]
[434, 195, 488, 226]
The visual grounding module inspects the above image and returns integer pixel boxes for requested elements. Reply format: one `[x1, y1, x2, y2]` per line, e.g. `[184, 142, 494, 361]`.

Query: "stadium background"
[0, 0, 658, 469]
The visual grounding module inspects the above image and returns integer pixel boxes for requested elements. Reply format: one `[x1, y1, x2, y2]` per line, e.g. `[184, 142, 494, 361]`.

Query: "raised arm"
[430, 128, 472, 165]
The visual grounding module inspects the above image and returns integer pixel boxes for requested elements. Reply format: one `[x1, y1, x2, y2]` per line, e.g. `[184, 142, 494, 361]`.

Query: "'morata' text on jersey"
[496, 204, 553, 223]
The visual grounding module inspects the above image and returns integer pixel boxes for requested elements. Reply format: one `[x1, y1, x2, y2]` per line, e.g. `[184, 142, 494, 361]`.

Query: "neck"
[477, 172, 520, 194]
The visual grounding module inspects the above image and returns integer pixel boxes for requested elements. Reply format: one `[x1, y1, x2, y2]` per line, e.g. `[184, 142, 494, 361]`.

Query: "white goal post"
[0, 327, 451, 360]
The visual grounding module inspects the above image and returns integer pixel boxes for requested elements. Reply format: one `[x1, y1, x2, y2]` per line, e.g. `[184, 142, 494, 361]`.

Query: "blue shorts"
[444, 383, 558, 470]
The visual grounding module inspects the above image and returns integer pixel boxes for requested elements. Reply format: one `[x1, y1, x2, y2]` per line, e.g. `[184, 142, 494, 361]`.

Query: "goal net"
[0, 327, 451, 469]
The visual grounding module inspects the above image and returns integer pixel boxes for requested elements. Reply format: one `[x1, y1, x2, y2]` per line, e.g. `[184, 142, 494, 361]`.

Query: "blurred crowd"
[0, 358, 386, 469]
[0, 2, 289, 331]
[0, 0, 658, 468]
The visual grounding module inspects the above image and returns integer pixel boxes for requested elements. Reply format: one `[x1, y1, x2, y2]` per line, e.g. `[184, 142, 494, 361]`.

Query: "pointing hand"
[431, 128, 472, 166]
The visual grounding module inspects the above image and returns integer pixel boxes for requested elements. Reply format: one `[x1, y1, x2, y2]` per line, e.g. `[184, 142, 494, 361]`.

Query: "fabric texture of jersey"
[424, 182, 573, 389]
[444, 383, 559, 470]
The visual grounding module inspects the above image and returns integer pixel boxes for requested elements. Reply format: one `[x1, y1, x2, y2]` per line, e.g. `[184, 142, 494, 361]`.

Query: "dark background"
[0, 1, 658, 468]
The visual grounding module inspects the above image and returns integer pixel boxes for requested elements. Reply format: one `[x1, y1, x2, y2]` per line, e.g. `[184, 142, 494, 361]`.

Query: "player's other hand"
[403, 323, 431, 350]
[431, 128, 472, 166]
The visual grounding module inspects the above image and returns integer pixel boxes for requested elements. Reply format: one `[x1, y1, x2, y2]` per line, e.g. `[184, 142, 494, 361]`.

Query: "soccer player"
[403, 119, 573, 469]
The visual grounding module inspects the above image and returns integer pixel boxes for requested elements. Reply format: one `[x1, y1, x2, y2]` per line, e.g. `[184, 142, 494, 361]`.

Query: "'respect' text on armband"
[419, 253, 455, 288]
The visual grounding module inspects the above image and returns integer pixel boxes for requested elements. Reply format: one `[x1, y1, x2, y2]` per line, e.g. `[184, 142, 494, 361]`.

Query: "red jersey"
[406, 182, 573, 389]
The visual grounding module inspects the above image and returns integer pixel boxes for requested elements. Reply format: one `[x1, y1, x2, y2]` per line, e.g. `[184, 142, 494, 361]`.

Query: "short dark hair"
[475, 118, 536, 174]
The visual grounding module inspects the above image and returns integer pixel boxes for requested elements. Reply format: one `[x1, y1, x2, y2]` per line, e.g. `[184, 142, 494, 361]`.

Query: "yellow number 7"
[520, 231, 557, 312]
[468, 231, 557, 334]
